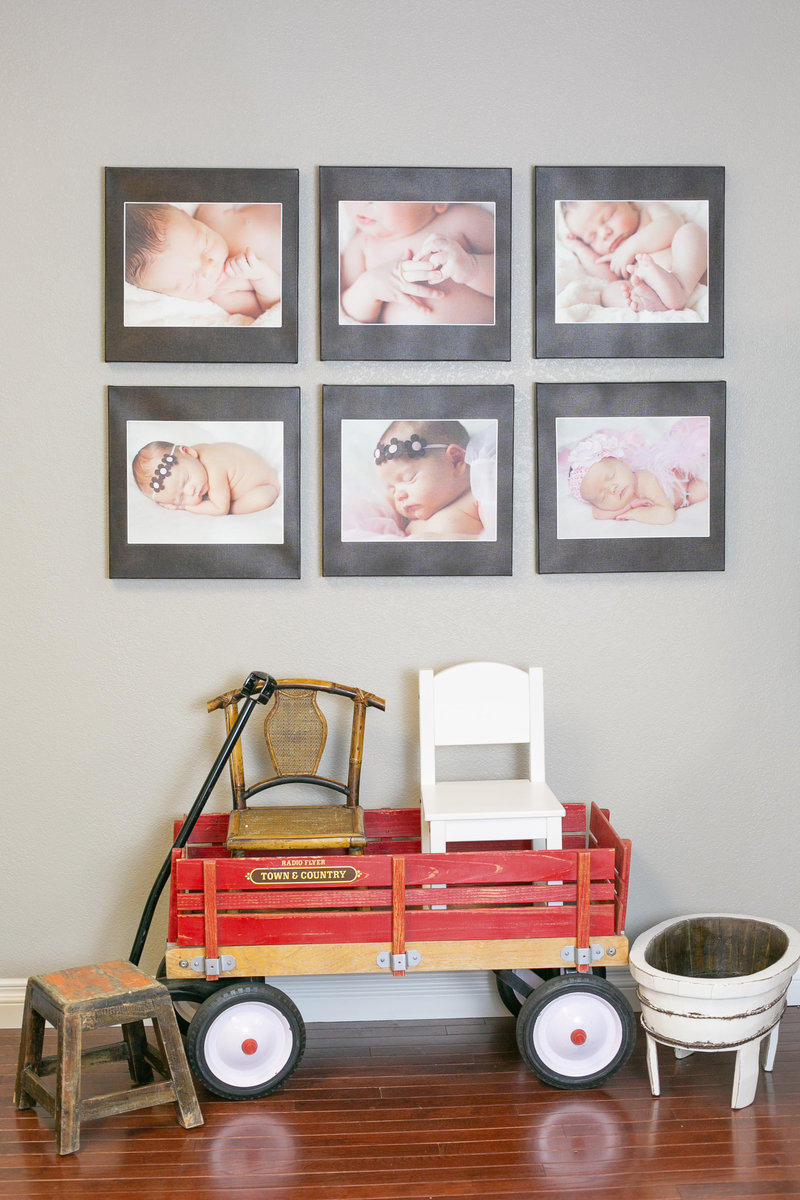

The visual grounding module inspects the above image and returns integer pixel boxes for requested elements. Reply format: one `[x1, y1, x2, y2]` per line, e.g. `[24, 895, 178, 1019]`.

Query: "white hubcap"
[533, 992, 622, 1077]
[204, 1001, 294, 1087]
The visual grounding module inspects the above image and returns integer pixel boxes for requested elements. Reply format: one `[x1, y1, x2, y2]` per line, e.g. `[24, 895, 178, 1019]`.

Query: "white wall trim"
[3, 968, 796, 1029]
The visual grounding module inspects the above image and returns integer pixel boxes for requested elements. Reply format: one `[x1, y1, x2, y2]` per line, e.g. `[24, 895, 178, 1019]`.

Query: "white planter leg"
[761, 1023, 780, 1072]
[731, 1038, 761, 1109]
[645, 1033, 661, 1097]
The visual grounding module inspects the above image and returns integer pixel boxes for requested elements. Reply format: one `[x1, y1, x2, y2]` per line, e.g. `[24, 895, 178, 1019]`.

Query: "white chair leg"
[731, 1038, 761, 1109]
[674, 1045, 694, 1059]
[761, 1023, 780, 1072]
[645, 1034, 661, 1097]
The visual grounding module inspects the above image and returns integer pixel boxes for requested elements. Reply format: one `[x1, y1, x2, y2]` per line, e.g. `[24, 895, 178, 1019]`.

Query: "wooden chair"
[419, 662, 565, 853]
[208, 678, 385, 855]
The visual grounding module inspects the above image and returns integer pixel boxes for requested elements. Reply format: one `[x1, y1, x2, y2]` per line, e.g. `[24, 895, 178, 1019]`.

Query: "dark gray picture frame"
[319, 166, 511, 361]
[536, 381, 725, 573]
[105, 167, 299, 363]
[535, 166, 724, 359]
[322, 384, 514, 576]
[108, 386, 300, 579]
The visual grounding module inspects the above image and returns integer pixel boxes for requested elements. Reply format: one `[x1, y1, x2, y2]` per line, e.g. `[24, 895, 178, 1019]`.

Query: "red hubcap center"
[241, 1038, 259, 1056]
[570, 1028, 588, 1046]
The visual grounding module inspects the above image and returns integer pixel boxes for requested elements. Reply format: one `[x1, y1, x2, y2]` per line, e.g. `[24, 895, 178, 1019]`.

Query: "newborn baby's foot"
[631, 253, 688, 311]
[628, 269, 668, 312]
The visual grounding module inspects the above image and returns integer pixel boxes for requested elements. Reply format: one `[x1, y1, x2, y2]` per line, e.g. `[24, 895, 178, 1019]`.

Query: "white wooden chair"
[419, 663, 565, 853]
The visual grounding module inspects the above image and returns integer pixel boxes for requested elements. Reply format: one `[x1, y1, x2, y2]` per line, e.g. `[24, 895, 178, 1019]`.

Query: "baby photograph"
[555, 414, 711, 541]
[338, 200, 496, 327]
[123, 201, 283, 329]
[554, 199, 709, 325]
[125, 419, 284, 547]
[340, 417, 499, 543]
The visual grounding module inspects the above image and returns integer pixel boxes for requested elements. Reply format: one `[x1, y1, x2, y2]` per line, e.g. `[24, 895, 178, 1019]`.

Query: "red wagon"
[128, 672, 635, 1099]
[157, 800, 634, 1099]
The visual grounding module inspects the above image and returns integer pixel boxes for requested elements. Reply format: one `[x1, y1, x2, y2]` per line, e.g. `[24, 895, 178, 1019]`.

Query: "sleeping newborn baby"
[132, 441, 279, 515]
[373, 419, 483, 539]
[125, 202, 282, 318]
[561, 200, 707, 313]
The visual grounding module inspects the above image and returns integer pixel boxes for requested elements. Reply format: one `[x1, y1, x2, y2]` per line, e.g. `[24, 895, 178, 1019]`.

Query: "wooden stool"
[14, 959, 203, 1154]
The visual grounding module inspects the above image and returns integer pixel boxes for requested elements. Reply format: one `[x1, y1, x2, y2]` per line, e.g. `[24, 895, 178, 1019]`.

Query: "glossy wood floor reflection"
[2, 1008, 799, 1200]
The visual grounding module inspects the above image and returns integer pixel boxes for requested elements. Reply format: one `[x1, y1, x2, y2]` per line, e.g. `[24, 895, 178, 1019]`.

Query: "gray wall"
[2, 1, 798, 986]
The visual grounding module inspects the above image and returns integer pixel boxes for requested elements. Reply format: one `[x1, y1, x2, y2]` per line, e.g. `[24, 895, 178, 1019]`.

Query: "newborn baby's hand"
[224, 247, 269, 280]
[411, 234, 477, 286]
[596, 240, 637, 279]
[377, 252, 444, 310]
[614, 498, 653, 520]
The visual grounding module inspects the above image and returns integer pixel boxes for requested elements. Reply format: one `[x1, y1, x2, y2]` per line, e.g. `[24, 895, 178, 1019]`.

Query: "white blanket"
[554, 200, 708, 325]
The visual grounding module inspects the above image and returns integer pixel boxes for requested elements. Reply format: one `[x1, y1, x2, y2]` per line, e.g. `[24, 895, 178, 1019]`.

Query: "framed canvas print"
[108, 386, 300, 578]
[319, 166, 511, 361]
[536, 380, 725, 573]
[322, 384, 514, 576]
[535, 166, 724, 358]
[105, 167, 299, 362]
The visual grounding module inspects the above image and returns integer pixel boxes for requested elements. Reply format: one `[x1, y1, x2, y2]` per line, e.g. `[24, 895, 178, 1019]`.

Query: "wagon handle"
[128, 671, 277, 967]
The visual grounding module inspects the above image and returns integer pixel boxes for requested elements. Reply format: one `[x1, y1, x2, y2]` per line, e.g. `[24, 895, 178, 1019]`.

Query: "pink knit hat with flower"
[567, 431, 628, 502]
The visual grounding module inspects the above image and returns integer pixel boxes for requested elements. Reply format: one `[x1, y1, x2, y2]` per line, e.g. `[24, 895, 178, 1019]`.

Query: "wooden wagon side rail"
[167, 843, 625, 981]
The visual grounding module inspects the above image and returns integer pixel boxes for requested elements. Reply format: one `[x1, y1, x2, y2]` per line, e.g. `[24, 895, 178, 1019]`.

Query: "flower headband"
[374, 434, 448, 465]
[568, 432, 626, 502]
[149, 445, 179, 497]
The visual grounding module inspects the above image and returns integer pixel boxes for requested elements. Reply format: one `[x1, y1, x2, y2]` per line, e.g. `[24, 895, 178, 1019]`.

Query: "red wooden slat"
[202, 859, 220, 980]
[174, 846, 615, 890]
[167, 847, 181, 943]
[391, 856, 406, 973]
[174, 881, 616, 913]
[176, 904, 616, 946]
[364, 808, 421, 838]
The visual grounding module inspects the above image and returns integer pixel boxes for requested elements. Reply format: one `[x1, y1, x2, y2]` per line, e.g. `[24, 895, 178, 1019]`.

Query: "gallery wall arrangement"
[104, 163, 726, 580]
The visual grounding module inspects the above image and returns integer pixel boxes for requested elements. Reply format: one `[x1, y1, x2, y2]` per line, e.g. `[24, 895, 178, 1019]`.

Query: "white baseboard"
[3, 968, 796, 1030]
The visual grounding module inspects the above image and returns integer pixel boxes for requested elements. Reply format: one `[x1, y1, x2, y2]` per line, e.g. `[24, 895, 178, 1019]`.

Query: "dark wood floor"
[2, 1007, 799, 1199]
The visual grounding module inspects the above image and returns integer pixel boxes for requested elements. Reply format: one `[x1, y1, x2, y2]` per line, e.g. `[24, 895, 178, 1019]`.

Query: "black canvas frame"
[536, 381, 725, 573]
[535, 166, 724, 359]
[322, 384, 514, 576]
[319, 166, 511, 361]
[108, 386, 300, 578]
[105, 167, 298, 362]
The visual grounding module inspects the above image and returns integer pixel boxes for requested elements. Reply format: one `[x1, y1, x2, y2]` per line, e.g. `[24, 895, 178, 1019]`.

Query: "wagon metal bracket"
[377, 950, 422, 972]
[188, 954, 237, 976]
[562, 944, 607, 966]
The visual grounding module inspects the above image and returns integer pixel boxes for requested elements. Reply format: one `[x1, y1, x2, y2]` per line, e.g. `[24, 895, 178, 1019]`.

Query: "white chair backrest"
[419, 662, 546, 785]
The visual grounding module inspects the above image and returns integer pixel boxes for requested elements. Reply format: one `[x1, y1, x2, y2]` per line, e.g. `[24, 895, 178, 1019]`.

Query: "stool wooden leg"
[122, 1020, 154, 1085]
[150, 997, 203, 1130]
[55, 1012, 82, 1156]
[15, 983, 45, 1110]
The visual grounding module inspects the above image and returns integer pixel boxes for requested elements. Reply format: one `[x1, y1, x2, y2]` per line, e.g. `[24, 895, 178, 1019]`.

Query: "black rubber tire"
[495, 965, 607, 1016]
[516, 973, 636, 1090]
[495, 968, 561, 1016]
[186, 982, 306, 1100]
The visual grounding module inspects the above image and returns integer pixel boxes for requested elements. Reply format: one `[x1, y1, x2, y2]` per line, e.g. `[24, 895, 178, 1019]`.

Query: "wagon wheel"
[516, 973, 636, 1089]
[186, 981, 306, 1100]
[494, 965, 606, 1017]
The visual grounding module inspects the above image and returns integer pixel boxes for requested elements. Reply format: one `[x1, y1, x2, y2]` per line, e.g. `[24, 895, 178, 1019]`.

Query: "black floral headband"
[374, 434, 448, 465]
[149, 445, 178, 496]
